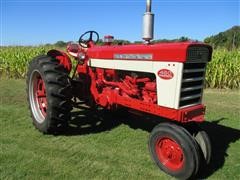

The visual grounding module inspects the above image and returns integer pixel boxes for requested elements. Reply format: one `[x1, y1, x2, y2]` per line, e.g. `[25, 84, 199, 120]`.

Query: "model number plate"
[158, 69, 174, 80]
[114, 54, 152, 60]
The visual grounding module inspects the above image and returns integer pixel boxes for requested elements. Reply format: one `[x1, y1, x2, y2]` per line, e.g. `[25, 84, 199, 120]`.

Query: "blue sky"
[1, 0, 239, 45]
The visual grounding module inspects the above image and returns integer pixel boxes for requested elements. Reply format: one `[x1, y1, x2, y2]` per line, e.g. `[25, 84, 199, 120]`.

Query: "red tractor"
[27, 0, 212, 179]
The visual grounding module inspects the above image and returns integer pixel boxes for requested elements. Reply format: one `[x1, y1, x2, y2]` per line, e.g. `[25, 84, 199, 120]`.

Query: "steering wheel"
[79, 31, 99, 48]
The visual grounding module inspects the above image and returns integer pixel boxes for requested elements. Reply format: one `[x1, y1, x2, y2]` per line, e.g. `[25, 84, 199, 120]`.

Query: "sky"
[1, 0, 240, 46]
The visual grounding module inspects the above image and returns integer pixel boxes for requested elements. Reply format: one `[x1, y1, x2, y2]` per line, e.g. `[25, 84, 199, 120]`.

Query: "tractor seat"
[66, 42, 81, 58]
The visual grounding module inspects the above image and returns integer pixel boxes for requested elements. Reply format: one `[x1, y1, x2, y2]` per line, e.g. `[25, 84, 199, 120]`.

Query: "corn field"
[205, 49, 240, 89]
[0, 46, 52, 78]
[0, 46, 239, 89]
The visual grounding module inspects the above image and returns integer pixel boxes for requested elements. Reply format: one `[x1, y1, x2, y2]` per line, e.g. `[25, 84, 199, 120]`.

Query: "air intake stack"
[142, 0, 154, 43]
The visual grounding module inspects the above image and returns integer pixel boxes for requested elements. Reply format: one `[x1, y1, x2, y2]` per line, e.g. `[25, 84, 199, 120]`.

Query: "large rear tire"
[148, 122, 200, 179]
[27, 55, 72, 134]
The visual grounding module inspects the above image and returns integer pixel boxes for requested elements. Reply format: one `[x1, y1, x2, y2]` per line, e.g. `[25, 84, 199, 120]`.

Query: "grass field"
[0, 79, 240, 179]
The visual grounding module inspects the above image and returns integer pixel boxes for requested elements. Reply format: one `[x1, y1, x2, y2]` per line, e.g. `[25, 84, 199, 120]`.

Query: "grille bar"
[181, 85, 203, 92]
[180, 94, 202, 101]
[182, 77, 204, 83]
[183, 68, 205, 73]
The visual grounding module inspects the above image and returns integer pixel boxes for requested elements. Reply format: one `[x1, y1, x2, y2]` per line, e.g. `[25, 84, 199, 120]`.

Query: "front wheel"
[148, 122, 200, 179]
[184, 123, 212, 166]
[27, 55, 72, 134]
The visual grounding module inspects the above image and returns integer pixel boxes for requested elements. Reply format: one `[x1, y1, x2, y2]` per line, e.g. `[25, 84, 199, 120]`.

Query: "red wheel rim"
[155, 137, 184, 171]
[34, 75, 47, 117]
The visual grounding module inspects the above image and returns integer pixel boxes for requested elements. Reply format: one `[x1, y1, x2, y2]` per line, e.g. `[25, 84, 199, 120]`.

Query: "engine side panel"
[88, 58, 183, 109]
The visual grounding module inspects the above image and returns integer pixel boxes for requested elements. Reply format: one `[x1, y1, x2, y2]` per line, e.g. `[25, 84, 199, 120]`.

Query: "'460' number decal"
[158, 69, 174, 80]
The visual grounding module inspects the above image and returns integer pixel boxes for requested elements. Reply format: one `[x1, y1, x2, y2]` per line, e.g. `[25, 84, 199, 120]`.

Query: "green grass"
[0, 79, 239, 180]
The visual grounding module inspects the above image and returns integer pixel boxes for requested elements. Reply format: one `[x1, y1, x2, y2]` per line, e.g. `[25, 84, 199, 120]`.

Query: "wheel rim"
[29, 70, 47, 123]
[155, 137, 184, 171]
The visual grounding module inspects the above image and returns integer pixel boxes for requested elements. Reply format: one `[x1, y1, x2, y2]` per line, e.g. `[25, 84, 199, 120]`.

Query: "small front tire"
[184, 123, 212, 166]
[148, 122, 200, 179]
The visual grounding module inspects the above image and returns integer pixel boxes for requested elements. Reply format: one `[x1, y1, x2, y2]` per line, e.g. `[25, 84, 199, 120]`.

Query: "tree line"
[53, 26, 240, 50]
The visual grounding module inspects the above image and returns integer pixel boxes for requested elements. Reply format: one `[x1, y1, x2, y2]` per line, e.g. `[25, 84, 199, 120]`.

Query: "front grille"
[179, 62, 206, 108]
[179, 46, 210, 108]
[187, 46, 210, 62]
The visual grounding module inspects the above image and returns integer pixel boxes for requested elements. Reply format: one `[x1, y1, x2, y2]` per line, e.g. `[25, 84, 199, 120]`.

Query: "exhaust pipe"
[146, 0, 152, 12]
[142, 0, 154, 43]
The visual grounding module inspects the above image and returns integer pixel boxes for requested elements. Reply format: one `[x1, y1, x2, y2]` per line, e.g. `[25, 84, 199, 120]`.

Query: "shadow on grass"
[64, 108, 122, 135]
[65, 108, 240, 178]
[199, 118, 240, 178]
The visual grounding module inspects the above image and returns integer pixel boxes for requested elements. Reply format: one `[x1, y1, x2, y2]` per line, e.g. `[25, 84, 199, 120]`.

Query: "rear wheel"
[148, 122, 200, 179]
[27, 55, 72, 134]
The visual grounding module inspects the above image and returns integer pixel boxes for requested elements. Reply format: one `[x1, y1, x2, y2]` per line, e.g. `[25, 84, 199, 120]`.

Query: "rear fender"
[47, 49, 72, 73]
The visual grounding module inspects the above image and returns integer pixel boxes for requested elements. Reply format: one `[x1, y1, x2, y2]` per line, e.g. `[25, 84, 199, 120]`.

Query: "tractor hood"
[87, 42, 212, 62]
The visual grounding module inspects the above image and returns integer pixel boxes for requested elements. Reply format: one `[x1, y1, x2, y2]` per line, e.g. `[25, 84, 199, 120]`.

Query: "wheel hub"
[35, 78, 47, 116]
[155, 137, 184, 171]
[29, 70, 48, 123]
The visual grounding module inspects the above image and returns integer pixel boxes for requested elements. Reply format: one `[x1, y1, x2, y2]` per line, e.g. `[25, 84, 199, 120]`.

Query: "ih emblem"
[158, 69, 174, 80]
